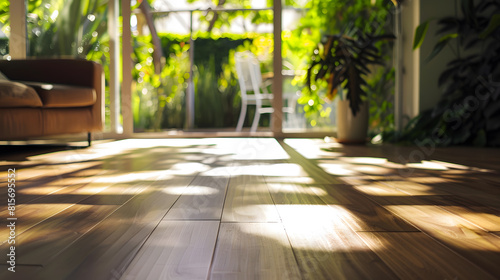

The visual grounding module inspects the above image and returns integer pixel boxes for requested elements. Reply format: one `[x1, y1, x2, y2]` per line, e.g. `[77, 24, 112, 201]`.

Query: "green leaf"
[413, 21, 429, 50]
[426, 37, 453, 62]
[479, 14, 500, 39]
[439, 33, 458, 42]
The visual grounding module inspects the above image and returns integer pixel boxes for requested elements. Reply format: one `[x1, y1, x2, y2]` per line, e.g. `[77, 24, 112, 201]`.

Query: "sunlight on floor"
[381, 181, 437, 195]
[78, 185, 140, 195]
[19, 184, 107, 195]
[429, 160, 471, 170]
[453, 211, 500, 231]
[166, 162, 211, 175]
[406, 161, 449, 170]
[162, 185, 220, 195]
[385, 205, 500, 252]
[206, 163, 308, 177]
[93, 170, 171, 183]
[341, 157, 388, 165]
[349, 165, 394, 175]
[277, 205, 349, 227]
[267, 183, 328, 197]
[197, 138, 290, 160]
[317, 162, 359, 176]
[237, 204, 385, 251]
[231, 204, 280, 220]
[407, 176, 454, 184]
[18, 186, 74, 195]
[284, 138, 344, 159]
[353, 184, 406, 196]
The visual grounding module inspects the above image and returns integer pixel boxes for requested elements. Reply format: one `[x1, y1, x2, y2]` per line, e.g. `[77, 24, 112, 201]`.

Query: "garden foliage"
[397, 0, 500, 146]
[0, 0, 397, 134]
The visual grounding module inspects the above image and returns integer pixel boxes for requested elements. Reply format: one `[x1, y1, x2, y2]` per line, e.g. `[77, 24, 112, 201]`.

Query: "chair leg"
[251, 108, 261, 132]
[87, 132, 92, 147]
[236, 101, 247, 132]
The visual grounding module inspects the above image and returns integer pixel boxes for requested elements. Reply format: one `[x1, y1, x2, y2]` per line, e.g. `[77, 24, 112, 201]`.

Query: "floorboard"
[0, 177, 156, 265]
[38, 176, 196, 280]
[164, 175, 229, 220]
[313, 183, 418, 232]
[266, 178, 397, 279]
[375, 175, 500, 210]
[422, 195, 500, 231]
[0, 178, 108, 242]
[222, 175, 280, 223]
[2, 138, 499, 279]
[280, 207, 397, 280]
[0, 164, 105, 213]
[0, 265, 43, 280]
[270, 186, 397, 280]
[385, 204, 500, 275]
[210, 222, 301, 280]
[355, 182, 500, 275]
[358, 232, 496, 279]
[122, 221, 219, 280]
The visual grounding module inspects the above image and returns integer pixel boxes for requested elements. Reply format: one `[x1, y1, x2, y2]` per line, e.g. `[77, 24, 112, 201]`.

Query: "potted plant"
[306, 32, 394, 143]
[398, 0, 500, 146]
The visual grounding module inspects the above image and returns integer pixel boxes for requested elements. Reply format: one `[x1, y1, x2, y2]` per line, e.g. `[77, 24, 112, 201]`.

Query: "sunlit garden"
[0, 0, 396, 135]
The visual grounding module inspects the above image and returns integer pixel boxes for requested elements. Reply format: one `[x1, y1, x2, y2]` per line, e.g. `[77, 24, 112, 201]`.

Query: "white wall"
[418, 0, 456, 111]
[400, 0, 456, 124]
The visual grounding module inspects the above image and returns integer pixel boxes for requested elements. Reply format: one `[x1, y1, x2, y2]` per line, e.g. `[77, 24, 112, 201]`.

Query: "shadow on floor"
[0, 144, 87, 162]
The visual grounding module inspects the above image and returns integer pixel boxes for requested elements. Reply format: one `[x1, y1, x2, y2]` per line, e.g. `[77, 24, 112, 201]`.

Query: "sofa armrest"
[0, 59, 104, 132]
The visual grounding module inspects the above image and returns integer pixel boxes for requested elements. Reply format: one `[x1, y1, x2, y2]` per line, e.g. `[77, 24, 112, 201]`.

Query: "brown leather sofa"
[0, 59, 104, 145]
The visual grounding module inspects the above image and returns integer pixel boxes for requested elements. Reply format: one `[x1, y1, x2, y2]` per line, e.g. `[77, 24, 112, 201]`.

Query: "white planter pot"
[336, 99, 369, 144]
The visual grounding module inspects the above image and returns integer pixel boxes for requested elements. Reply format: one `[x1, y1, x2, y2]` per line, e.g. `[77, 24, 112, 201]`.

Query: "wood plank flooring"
[122, 221, 220, 280]
[1, 138, 500, 279]
[210, 223, 301, 280]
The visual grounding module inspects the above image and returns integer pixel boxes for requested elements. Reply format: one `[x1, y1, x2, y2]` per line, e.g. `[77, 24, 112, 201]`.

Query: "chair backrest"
[234, 51, 264, 99]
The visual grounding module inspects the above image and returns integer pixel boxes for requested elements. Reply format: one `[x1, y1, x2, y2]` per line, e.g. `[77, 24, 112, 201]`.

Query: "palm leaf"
[413, 21, 429, 50]
[479, 14, 500, 38]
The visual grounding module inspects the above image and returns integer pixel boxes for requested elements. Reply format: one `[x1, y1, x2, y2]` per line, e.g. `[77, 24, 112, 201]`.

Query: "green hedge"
[158, 32, 252, 73]
[133, 33, 262, 131]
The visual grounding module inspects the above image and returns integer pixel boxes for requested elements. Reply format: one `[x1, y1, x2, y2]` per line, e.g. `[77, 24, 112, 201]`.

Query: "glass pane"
[282, 2, 311, 131]
[282, 0, 396, 138]
[133, 0, 276, 132]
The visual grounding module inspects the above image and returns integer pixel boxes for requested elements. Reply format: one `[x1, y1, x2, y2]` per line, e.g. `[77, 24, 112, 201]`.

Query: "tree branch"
[207, 0, 226, 32]
[139, 0, 164, 74]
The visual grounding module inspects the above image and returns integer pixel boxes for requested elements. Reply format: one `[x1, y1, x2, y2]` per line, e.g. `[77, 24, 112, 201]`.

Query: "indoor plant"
[394, 0, 500, 147]
[306, 31, 394, 143]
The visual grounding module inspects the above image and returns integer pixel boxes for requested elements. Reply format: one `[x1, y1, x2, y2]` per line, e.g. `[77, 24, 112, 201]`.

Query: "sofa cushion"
[0, 80, 43, 108]
[20, 81, 96, 108]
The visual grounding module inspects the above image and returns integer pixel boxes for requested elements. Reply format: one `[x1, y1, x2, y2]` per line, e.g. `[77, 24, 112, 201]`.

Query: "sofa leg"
[87, 132, 92, 147]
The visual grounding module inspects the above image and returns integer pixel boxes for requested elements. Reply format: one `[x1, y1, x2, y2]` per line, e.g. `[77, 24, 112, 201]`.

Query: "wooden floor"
[1, 138, 500, 279]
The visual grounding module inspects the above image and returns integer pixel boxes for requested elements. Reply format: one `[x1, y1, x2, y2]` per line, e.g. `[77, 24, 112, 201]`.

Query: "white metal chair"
[234, 51, 295, 132]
